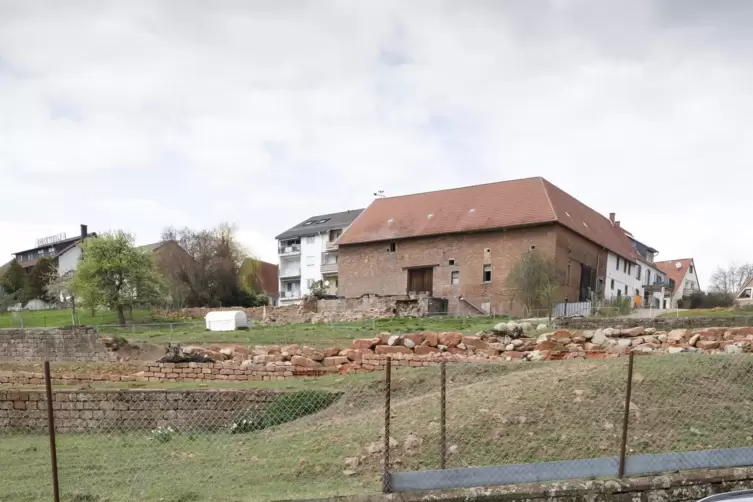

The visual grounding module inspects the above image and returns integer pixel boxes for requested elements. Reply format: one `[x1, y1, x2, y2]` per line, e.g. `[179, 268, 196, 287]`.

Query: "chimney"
[80, 224, 88, 238]
[609, 213, 616, 224]
[615, 221, 621, 228]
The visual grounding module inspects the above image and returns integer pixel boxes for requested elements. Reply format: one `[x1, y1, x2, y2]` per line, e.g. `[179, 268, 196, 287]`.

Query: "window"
[329, 229, 342, 242]
[616, 257, 620, 270]
[646, 270, 651, 284]
[448, 259, 455, 266]
[303, 221, 314, 226]
[566, 264, 571, 285]
[316, 218, 330, 224]
[617, 289, 622, 297]
[623, 261, 628, 274]
[451, 271, 460, 285]
[635, 289, 640, 296]
[740, 288, 752, 299]
[628, 263, 632, 275]
[636, 265, 642, 280]
[388, 242, 396, 253]
[529, 245, 536, 250]
[689, 265, 694, 274]
[286, 283, 293, 292]
[37, 249, 44, 255]
[482, 264, 492, 283]
[610, 279, 615, 289]
[334, 279, 338, 288]
[625, 285, 628, 295]
[305, 236, 316, 244]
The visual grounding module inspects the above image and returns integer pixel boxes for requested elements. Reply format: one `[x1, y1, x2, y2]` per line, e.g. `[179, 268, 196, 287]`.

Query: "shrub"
[229, 390, 339, 434]
[596, 297, 633, 316]
[683, 291, 734, 309]
[150, 425, 175, 443]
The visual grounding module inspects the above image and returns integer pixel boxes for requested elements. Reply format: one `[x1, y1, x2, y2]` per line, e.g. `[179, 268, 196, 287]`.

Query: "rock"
[583, 330, 595, 340]
[528, 350, 546, 362]
[414, 346, 439, 355]
[323, 356, 349, 367]
[493, 322, 509, 333]
[520, 322, 532, 332]
[552, 330, 572, 341]
[668, 330, 687, 342]
[439, 332, 463, 348]
[353, 338, 380, 350]
[668, 347, 685, 354]
[572, 335, 586, 344]
[423, 332, 439, 347]
[623, 327, 645, 337]
[324, 347, 342, 358]
[511, 339, 524, 347]
[644, 327, 657, 335]
[291, 356, 319, 368]
[403, 338, 416, 349]
[366, 442, 383, 455]
[375, 346, 413, 355]
[219, 348, 235, 358]
[388, 335, 402, 347]
[617, 339, 633, 347]
[344, 457, 360, 469]
[463, 336, 490, 350]
[456, 342, 467, 351]
[592, 330, 607, 346]
[657, 334, 668, 343]
[448, 444, 459, 454]
[697, 340, 720, 350]
[404, 333, 424, 347]
[557, 338, 572, 345]
[438, 345, 448, 352]
[340, 350, 363, 362]
[537, 333, 551, 343]
[688, 334, 700, 347]
[505, 344, 515, 351]
[726, 344, 743, 354]
[536, 324, 549, 332]
[343, 470, 357, 477]
[603, 328, 616, 337]
[404, 434, 422, 450]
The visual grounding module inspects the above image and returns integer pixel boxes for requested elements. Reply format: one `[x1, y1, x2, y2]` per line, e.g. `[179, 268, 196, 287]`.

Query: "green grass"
[4, 355, 753, 501]
[0, 308, 175, 329]
[658, 308, 753, 318]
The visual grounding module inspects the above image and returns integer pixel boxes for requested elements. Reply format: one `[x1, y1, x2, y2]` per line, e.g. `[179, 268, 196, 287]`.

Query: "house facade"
[275, 209, 363, 305]
[655, 258, 700, 308]
[336, 177, 637, 316]
[11, 224, 93, 274]
[736, 277, 753, 307]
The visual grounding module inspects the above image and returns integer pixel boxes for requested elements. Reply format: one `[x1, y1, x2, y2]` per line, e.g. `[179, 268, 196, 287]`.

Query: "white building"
[603, 214, 672, 309]
[275, 209, 363, 305]
[655, 258, 701, 308]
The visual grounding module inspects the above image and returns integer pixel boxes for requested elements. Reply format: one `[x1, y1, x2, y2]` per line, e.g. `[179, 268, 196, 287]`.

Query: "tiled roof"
[257, 261, 279, 297]
[276, 209, 364, 240]
[337, 177, 636, 260]
[136, 241, 168, 252]
[655, 258, 695, 290]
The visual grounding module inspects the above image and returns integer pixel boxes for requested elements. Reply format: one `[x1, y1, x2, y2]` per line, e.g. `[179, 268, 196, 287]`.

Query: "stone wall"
[0, 327, 117, 362]
[555, 315, 753, 331]
[0, 388, 283, 433]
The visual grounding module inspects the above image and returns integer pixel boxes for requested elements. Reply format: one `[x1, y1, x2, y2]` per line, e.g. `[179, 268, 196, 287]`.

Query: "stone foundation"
[555, 315, 753, 330]
[0, 327, 118, 362]
[0, 388, 284, 433]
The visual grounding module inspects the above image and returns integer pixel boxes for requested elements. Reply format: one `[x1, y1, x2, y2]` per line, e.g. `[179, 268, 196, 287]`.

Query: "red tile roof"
[338, 176, 636, 260]
[256, 260, 279, 298]
[655, 258, 695, 290]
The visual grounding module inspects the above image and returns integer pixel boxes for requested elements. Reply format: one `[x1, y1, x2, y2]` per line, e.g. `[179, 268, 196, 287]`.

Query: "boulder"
[375, 346, 413, 355]
[726, 344, 744, 354]
[688, 334, 700, 347]
[617, 339, 633, 347]
[403, 338, 416, 349]
[511, 339, 524, 347]
[387, 335, 402, 347]
[291, 356, 319, 368]
[414, 346, 439, 355]
[697, 340, 720, 351]
[537, 333, 551, 343]
[622, 327, 645, 337]
[527, 350, 546, 362]
[536, 324, 549, 332]
[404, 333, 424, 347]
[302, 347, 325, 361]
[339, 350, 363, 362]
[505, 344, 515, 351]
[493, 322, 509, 333]
[668, 347, 686, 354]
[535, 341, 558, 351]
[603, 328, 616, 337]
[583, 331, 595, 340]
[324, 348, 342, 358]
[422, 332, 439, 347]
[323, 356, 349, 367]
[644, 327, 657, 335]
[439, 332, 463, 348]
[463, 336, 490, 350]
[552, 330, 572, 341]
[520, 322, 533, 332]
[668, 330, 687, 342]
[353, 338, 380, 350]
[657, 334, 668, 343]
[592, 330, 607, 346]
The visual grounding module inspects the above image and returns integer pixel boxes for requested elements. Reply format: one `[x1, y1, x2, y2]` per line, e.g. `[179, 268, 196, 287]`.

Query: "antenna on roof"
[373, 190, 385, 199]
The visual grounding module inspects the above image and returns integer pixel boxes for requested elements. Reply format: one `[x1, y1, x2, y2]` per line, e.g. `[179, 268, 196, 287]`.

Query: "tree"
[22, 257, 57, 303]
[710, 263, 753, 296]
[161, 223, 263, 307]
[505, 250, 561, 316]
[1, 260, 27, 296]
[47, 271, 78, 322]
[72, 231, 166, 325]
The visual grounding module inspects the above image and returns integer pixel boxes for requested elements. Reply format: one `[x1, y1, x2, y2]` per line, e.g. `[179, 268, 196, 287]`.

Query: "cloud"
[1, 0, 751, 286]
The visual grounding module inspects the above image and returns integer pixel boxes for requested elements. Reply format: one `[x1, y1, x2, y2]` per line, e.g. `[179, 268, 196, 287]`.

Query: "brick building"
[336, 177, 637, 316]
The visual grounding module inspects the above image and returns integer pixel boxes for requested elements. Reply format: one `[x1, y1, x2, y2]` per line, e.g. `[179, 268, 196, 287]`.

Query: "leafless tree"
[709, 263, 753, 296]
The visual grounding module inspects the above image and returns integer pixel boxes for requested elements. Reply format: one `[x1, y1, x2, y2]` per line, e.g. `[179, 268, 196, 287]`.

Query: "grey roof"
[275, 209, 364, 240]
[136, 241, 167, 252]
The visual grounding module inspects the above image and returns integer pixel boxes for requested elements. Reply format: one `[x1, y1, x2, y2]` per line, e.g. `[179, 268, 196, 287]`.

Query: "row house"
[275, 209, 363, 305]
[655, 258, 701, 308]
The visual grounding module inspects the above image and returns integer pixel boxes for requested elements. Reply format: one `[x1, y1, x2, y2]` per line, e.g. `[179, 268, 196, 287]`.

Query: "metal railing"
[278, 244, 301, 255]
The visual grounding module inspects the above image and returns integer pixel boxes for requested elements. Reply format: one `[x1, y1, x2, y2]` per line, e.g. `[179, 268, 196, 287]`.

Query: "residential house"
[242, 259, 279, 306]
[275, 209, 364, 305]
[336, 177, 638, 316]
[603, 214, 673, 309]
[655, 258, 701, 308]
[736, 276, 753, 307]
[10, 224, 94, 276]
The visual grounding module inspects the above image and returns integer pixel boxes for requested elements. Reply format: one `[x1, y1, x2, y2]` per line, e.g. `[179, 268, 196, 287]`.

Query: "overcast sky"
[2, 0, 752, 287]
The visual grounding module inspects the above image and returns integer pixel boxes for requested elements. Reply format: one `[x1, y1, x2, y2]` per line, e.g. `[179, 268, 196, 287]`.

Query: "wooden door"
[407, 267, 433, 295]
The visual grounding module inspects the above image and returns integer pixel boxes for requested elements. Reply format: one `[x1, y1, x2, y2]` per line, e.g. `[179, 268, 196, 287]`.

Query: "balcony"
[278, 244, 301, 256]
[279, 291, 301, 300]
[321, 251, 338, 274]
[325, 240, 338, 251]
[643, 279, 675, 293]
[279, 266, 301, 279]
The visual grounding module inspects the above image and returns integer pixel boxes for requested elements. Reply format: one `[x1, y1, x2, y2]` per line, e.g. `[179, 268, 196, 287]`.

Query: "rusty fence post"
[440, 361, 447, 469]
[618, 351, 635, 478]
[382, 357, 392, 493]
[44, 361, 61, 502]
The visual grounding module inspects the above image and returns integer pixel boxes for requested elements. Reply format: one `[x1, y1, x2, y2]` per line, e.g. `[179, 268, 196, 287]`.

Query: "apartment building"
[275, 209, 363, 305]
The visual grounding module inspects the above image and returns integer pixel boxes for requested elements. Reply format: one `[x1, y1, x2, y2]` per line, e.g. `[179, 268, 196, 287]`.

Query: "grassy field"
[658, 308, 753, 318]
[0, 308, 167, 328]
[4, 355, 753, 501]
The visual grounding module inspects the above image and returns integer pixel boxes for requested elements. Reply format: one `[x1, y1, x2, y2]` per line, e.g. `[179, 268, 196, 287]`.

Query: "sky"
[2, 0, 753, 288]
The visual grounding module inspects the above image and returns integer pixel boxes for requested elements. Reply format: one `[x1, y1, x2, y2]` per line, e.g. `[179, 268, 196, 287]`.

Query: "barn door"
[407, 267, 433, 295]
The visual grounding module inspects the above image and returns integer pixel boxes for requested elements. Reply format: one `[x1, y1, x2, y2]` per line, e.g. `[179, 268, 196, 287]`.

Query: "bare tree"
[505, 250, 561, 316]
[710, 263, 753, 296]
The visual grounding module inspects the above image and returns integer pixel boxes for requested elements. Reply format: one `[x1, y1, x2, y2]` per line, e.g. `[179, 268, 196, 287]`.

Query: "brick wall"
[0, 388, 284, 433]
[338, 224, 609, 316]
[0, 327, 117, 362]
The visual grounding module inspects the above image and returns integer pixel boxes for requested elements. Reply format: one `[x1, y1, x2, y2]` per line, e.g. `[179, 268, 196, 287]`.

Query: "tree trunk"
[117, 305, 126, 326]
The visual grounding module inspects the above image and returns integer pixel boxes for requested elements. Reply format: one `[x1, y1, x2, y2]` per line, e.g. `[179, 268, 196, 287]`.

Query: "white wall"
[57, 246, 82, 276]
[671, 261, 700, 306]
[300, 233, 324, 296]
[604, 253, 640, 302]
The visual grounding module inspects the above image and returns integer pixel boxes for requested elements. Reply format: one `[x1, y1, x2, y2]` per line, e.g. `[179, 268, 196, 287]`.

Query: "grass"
[0, 308, 181, 329]
[4, 355, 753, 501]
[658, 308, 753, 318]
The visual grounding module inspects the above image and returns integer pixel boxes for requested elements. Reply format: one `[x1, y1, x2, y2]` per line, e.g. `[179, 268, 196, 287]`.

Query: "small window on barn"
[451, 271, 460, 285]
[740, 288, 752, 299]
[610, 279, 615, 289]
[624, 285, 628, 295]
[530, 245, 536, 250]
[616, 257, 620, 270]
[388, 242, 396, 253]
[482, 264, 492, 283]
[448, 259, 455, 266]
[689, 265, 694, 274]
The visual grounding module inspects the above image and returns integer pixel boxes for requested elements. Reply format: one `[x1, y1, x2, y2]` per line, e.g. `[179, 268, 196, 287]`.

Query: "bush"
[229, 390, 339, 434]
[597, 297, 633, 316]
[682, 291, 734, 309]
[150, 425, 175, 443]
[734, 303, 753, 313]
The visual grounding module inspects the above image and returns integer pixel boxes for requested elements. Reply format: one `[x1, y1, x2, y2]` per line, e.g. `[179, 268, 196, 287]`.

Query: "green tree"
[72, 231, 166, 325]
[1, 260, 27, 296]
[23, 257, 57, 303]
[505, 250, 561, 316]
